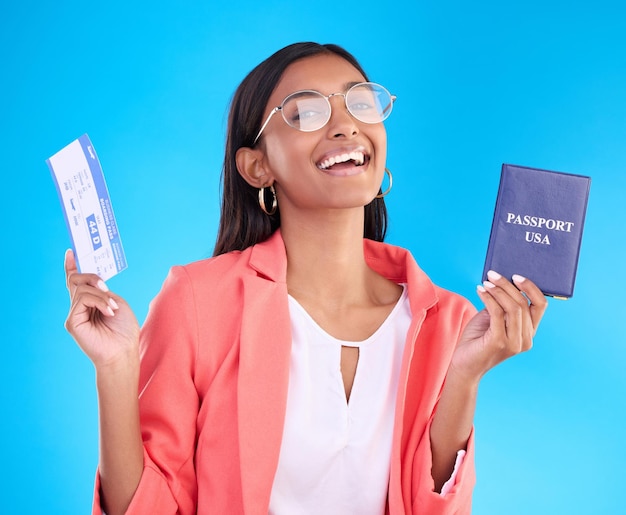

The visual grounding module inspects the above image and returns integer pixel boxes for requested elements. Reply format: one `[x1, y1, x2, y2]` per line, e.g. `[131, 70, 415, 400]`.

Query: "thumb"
[64, 248, 77, 274]
[64, 248, 79, 292]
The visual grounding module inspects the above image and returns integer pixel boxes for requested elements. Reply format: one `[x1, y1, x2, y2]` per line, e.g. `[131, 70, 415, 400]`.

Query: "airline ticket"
[47, 134, 127, 280]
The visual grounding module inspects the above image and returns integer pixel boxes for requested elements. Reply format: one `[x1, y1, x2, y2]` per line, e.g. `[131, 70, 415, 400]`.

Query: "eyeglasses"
[253, 82, 396, 145]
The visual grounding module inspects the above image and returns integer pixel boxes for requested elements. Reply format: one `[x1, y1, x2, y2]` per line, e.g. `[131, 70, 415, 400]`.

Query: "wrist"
[95, 352, 140, 385]
[445, 363, 482, 392]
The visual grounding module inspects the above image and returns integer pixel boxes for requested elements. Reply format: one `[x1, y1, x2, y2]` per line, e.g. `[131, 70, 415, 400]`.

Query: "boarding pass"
[47, 134, 127, 281]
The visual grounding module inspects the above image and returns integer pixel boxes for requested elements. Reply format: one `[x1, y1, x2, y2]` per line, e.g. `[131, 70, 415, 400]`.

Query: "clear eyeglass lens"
[281, 91, 331, 132]
[346, 83, 393, 124]
[280, 83, 393, 132]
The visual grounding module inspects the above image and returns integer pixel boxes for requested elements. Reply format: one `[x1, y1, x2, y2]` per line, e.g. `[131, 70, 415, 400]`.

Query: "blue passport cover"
[482, 164, 591, 298]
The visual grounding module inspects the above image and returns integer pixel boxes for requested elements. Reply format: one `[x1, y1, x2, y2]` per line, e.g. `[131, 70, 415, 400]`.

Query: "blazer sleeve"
[92, 266, 200, 515]
[409, 299, 477, 514]
[409, 420, 476, 514]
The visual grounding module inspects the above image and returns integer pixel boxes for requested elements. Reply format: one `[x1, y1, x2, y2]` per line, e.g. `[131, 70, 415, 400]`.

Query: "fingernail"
[477, 284, 487, 293]
[483, 280, 496, 289]
[487, 270, 502, 281]
[109, 298, 119, 310]
[97, 280, 109, 292]
[106, 306, 115, 317]
[512, 274, 526, 283]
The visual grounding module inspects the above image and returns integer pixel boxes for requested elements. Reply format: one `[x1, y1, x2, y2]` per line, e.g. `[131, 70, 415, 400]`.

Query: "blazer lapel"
[237, 232, 292, 514]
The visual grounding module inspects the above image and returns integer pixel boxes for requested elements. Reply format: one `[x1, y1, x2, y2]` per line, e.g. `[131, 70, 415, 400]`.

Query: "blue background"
[2, 1, 625, 513]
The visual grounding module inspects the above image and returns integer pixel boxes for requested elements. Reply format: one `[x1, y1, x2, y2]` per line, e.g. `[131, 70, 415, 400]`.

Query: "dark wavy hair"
[213, 42, 388, 256]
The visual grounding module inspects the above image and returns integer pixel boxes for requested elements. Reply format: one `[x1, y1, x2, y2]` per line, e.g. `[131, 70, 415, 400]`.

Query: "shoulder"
[156, 231, 287, 307]
[155, 248, 252, 308]
[430, 282, 477, 319]
[177, 248, 249, 283]
[364, 239, 476, 317]
[173, 229, 287, 287]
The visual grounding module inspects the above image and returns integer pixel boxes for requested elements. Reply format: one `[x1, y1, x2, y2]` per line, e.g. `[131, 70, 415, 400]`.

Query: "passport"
[482, 163, 591, 299]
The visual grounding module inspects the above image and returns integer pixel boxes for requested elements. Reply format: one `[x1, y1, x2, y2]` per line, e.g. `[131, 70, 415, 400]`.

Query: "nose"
[325, 94, 359, 139]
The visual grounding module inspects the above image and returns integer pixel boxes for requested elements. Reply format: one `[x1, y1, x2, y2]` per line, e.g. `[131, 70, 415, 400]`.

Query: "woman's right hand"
[64, 249, 140, 370]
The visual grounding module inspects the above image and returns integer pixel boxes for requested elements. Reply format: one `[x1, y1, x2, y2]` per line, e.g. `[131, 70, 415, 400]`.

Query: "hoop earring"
[258, 184, 277, 215]
[376, 168, 393, 198]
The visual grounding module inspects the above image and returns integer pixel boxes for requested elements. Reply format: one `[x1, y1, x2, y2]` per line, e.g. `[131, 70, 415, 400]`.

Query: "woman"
[64, 42, 547, 514]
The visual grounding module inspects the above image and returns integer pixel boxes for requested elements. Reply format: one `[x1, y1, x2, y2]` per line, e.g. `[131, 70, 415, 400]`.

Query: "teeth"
[318, 151, 365, 169]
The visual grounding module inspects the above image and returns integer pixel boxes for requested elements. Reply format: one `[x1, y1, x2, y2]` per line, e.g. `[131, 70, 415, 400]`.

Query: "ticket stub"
[47, 134, 127, 280]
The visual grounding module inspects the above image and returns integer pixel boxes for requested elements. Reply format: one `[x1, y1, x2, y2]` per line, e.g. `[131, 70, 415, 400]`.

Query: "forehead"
[271, 54, 367, 102]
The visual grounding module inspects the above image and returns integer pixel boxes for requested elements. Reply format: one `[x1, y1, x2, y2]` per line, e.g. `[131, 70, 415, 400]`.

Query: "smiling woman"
[62, 41, 547, 515]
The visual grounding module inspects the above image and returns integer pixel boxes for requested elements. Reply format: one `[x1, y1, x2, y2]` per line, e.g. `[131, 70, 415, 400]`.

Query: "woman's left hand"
[450, 270, 548, 383]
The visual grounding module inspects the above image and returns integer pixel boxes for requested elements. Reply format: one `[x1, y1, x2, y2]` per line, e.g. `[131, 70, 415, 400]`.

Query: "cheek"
[371, 127, 388, 168]
[264, 133, 314, 176]
[378, 126, 388, 153]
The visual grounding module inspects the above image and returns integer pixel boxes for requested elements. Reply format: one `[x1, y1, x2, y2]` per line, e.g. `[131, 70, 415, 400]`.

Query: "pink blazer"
[93, 230, 477, 514]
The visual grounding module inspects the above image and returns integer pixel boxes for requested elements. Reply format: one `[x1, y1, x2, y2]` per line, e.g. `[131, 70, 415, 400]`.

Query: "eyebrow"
[344, 81, 363, 90]
[294, 81, 363, 94]
[281, 81, 365, 101]
[311, 81, 363, 95]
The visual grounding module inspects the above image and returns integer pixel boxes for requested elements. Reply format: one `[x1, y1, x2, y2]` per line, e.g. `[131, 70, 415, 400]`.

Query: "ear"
[235, 147, 273, 188]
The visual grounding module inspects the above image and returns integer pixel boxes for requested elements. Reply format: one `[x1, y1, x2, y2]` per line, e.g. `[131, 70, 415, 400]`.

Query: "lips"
[316, 148, 370, 176]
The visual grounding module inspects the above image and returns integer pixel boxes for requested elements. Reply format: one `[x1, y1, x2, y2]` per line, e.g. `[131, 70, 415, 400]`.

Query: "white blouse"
[269, 286, 411, 515]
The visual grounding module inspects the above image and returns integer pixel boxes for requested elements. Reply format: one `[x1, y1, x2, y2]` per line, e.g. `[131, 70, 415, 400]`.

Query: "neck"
[280, 207, 375, 304]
